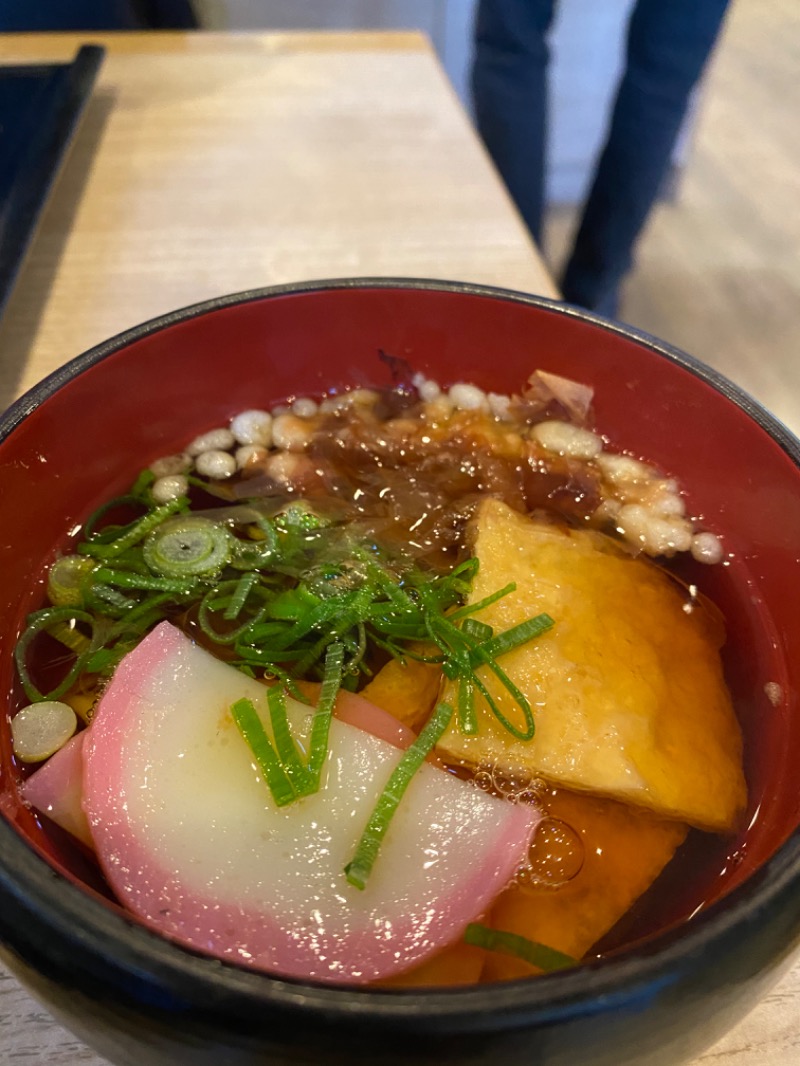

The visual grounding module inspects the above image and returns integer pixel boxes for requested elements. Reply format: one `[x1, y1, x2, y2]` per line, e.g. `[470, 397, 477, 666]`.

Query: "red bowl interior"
[1, 280, 799, 953]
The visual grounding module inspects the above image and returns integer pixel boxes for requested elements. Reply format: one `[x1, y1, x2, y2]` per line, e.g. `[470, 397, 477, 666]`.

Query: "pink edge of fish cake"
[83, 622, 541, 984]
[21, 730, 93, 848]
[332, 688, 417, 750]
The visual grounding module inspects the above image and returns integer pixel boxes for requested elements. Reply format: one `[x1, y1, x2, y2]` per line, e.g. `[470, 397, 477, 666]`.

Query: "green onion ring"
[14, 607, 100, 703]
[143, 515, 232, 578]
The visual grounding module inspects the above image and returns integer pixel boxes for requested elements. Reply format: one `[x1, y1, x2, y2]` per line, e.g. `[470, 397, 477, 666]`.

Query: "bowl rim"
[4, 276, 800, 465]
[2, 275, 800, 1030]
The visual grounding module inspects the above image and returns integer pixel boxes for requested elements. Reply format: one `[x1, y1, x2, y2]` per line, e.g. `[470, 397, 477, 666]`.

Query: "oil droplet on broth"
[448, 761, 581, 887]
[519, 817, 585, 888]
[473, 770, 493, 792]
[491, 762, 534, 799]
[488, 759, 548, 802]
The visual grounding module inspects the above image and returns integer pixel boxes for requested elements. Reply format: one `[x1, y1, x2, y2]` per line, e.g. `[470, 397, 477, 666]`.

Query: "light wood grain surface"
[0, 29, 555, 411]
[0, 28, 797, 1066]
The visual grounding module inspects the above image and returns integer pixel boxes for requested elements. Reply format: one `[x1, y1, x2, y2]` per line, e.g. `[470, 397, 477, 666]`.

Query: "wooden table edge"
[0, 28, 434, 62]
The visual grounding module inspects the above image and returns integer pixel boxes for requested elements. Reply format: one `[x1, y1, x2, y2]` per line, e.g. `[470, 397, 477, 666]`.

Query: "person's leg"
[471, 0, 557, 246]
[561, 0, 730, 315]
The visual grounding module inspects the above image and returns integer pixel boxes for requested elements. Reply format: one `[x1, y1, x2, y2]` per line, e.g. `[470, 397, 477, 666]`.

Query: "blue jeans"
[472, 0, 730, 314]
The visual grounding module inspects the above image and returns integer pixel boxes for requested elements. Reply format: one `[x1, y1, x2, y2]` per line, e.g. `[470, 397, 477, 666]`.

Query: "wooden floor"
[545, 0, 800, 436]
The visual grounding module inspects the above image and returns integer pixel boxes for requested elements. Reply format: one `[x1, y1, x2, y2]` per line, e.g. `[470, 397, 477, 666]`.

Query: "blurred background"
[191, 0, 800, 433]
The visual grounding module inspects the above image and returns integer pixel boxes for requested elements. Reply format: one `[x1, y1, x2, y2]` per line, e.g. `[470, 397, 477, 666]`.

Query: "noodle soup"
[9, 367, 751, 986]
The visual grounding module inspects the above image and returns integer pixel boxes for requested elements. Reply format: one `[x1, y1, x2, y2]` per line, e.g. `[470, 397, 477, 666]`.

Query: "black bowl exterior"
[2, 828, 800, 1066]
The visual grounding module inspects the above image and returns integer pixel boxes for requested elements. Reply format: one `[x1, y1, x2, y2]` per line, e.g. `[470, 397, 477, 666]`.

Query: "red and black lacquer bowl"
[1, 279, 800, 1066]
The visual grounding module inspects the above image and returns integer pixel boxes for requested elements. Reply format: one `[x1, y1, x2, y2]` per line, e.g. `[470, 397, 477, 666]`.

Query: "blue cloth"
[472, 0, 731, 315]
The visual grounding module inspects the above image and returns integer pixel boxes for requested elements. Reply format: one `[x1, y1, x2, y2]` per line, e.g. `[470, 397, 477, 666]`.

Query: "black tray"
[0, 44, 104, 319]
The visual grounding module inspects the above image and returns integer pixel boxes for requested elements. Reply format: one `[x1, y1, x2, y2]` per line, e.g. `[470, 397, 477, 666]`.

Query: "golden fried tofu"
[360, 652, 441, 732]
[437, 499, 746, 833]
[483, 787, 688, 979]
[378, 941, 486, 988]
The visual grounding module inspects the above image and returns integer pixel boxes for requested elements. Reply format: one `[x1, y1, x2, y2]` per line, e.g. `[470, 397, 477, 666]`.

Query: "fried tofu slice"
[377, 941, 486, 988]
[482, 787, 688, 980]
[437, 498, 746, 833]
[360, 652, 441, 733]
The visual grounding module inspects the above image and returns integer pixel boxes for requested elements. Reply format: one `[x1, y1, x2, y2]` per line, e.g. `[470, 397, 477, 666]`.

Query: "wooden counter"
[0, 29, 556, 410]
[0, 29, 797, 1066]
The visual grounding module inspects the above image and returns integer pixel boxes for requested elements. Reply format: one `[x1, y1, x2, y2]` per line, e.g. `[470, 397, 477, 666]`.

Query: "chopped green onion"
[356, 553, 418, 614]
[84, 583, 139, 615]
[110, 592, 175, 633]
[304, 642, 344, 785]
[81, 497, 187, 560]
[262, 666, 307, 702]
[230, 697, 295, 807]
[444, 612, 539, 741]
[233, 621, 295, 659]
[129, 468, 156, 500]
[274, 503, 324, 534]
[448, 581, 516, 621]
[14, 607, 100, 703]
[273, 587, 368, 649]
[457, 674, 478, 734]
[223, 572, 259, 620]
[267, 685, 312, 794]
[229, 521, 278, 570]
[482, 613, 555, 660]
[294, 587, 373, 674]
[11, 701, 78, 763]
[347, 621, 368, 673]
[92, 548, 150, 576]
[471, 667, 535, 742]
[83, 494, 149, 542]
[233, 653, 343, 807]
[84, 646, 127, 675]
[198, 579, 271, 645]
[262, 584, 322, 622]
[463, 924, 577, 973]
[143, 516, 232, 578]
[345, 700, 455, 890]
[93, 568, 198, 595]
[47, 620, 92, 655]
[461, 617, 493, 643]
[47, 555, 96, 607]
